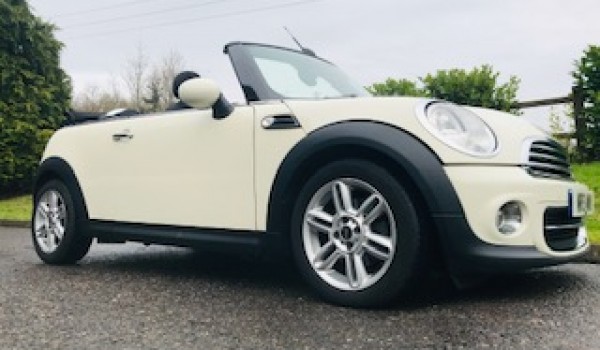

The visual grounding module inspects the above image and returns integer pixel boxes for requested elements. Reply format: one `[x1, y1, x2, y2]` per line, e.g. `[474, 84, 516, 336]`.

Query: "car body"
[32, 42, 595, 307]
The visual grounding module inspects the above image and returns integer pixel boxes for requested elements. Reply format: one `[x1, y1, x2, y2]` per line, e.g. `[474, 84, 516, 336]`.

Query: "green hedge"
[0, 0, 70, 196]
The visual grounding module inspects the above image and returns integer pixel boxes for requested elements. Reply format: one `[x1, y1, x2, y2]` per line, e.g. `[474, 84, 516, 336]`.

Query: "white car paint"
[44, 108, 256, 230]
[43, 95, 593, 253]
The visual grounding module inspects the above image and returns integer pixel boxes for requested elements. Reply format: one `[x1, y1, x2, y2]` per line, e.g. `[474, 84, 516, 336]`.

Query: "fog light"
[496, 201, 522, 234]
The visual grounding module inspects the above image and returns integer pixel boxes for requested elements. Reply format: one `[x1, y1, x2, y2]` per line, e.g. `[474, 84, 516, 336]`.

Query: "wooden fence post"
[572, 85, 585, 158]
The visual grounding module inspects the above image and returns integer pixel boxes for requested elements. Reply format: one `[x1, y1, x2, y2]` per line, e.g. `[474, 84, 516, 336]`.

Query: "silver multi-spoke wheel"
[34, 190, 67, 253]
[32, 180, 92, 264]
[302, 178, 397, 291]
[292, 160, 427, 307]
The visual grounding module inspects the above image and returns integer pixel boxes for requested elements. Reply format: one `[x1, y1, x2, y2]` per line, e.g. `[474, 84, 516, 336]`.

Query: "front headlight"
[417, 101, 498, 157]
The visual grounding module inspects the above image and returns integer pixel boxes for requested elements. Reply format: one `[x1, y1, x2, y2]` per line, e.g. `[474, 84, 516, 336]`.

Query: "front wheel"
[291, 160, 429, 307]
[32, 180, 92, 265]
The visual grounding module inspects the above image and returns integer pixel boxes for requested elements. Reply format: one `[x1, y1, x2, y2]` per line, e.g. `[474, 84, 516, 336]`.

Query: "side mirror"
[178, 77, 234, 119]
[178, 77, 221, 110]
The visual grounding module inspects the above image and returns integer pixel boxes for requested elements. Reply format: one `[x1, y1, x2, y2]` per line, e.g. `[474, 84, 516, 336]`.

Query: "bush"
[0, 0, 70, 195]
[368, 65, 520, 114]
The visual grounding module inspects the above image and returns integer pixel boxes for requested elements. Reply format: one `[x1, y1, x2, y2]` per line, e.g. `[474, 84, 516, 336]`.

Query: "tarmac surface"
[1, 226, 599, 349]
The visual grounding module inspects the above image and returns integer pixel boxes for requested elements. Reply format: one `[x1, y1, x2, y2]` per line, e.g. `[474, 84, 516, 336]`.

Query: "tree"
[367, 78, 425, 97]
[368, 65, 520, 114]
[155, 50, 185, 109]
[74, 49, 185, 114]
[71, 80, 128, 113]
[123, 47, 185, 113]
[573, 45, 600, 161]
[143, 76, 161, 112]
[548, 105, 575, 153]
[122, 44, 148, 112]
[0, 0, 70, 195]
[422, 65, 520, 113]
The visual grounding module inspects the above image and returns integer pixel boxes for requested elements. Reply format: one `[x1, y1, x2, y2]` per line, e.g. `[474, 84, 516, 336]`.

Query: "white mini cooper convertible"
[32, 42, 594, 307]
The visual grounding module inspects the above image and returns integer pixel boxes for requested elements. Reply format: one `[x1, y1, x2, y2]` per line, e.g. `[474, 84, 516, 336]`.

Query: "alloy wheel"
[302, 178, 397, 291]
[34, 190, 67, 253]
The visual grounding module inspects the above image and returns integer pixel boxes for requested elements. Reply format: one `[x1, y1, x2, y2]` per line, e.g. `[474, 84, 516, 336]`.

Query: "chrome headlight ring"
[416, 100, 499, 158]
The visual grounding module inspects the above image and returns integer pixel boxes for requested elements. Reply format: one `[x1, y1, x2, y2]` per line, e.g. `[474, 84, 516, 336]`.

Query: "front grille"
[543, 207, 583, 251]
[524, 139, 572, 180]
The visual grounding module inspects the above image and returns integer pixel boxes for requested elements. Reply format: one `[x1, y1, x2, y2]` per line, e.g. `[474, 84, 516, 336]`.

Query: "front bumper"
[439, 165, 592, 274]
[434, 214, 590, 274]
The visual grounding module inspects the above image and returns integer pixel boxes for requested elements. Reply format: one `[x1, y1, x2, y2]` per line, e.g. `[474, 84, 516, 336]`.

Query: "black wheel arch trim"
[266, 120, 464, 234]
[265, 120, 586, 275]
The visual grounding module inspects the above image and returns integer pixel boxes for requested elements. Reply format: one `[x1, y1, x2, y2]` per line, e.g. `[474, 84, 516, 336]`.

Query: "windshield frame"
[224, 42, 367, 103]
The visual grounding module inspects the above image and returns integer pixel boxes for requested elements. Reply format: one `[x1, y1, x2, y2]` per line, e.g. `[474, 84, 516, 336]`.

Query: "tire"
[290, 159, 429, 307]
[31, 179, 92, 265]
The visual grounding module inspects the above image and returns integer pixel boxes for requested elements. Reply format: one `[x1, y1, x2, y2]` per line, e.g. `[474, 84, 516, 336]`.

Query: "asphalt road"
[1, 227, 599, 349]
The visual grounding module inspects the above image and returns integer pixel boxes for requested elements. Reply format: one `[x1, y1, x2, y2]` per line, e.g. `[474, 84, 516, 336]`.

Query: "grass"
[0, 163, 599, 244]
[572, 162, 600, 244]
[0, 195, 32, 221]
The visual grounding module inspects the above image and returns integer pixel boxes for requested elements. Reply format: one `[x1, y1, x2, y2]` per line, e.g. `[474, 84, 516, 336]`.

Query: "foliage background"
[0, 0, 70, 196]
[573, 45, 600, 161]
[368, 65, 520, 114]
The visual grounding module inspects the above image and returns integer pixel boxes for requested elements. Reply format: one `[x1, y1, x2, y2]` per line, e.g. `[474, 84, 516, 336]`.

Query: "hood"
[284, 96, 548, 165]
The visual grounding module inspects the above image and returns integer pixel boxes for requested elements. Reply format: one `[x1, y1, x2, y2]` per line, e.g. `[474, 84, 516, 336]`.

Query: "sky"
[27, 0, 600, 130]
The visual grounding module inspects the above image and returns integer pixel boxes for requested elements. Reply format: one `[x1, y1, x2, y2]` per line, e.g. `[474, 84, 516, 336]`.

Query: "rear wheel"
[32, 180, 92, 264]
[291, 159, 429, 307]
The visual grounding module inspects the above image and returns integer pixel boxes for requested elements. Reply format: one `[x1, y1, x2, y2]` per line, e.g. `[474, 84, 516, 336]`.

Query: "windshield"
[245, 45, 368, 100]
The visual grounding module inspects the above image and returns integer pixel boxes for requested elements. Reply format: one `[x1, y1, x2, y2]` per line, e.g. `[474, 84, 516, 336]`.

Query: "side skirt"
[89, 220, 283, 256]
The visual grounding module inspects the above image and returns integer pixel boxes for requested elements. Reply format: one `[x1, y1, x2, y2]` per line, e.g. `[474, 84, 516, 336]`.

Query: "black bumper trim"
[433, 215, 590, 274]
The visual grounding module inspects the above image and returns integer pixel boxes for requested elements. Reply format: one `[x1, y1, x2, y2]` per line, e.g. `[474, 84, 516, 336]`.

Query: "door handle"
[112, 130, 133, 141]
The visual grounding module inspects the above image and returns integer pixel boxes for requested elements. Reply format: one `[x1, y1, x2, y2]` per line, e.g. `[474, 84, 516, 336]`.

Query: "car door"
[81, 107, 255, 230]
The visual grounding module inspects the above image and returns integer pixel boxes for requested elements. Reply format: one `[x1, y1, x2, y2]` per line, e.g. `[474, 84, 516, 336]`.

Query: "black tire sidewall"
[31, 180, 91, 264]
[290, 159, 424, 307]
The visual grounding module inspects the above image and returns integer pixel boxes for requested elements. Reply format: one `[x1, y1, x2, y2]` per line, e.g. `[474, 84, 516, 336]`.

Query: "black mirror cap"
[173, 71, 201, 99]
[213, 94, 234, 119]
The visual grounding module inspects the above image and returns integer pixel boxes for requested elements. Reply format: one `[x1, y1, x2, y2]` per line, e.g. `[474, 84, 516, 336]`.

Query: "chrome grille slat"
[528, 153, 569, 167]
[527, 161, 571, 174]
[530, 144, 566, 158]
[524, 139, 572, 180]
[544, 207, 582, 251]
[545, 223, 582, 231]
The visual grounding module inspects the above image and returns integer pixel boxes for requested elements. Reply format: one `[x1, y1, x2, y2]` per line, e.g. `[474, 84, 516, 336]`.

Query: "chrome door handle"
[112, 130, 133, 141]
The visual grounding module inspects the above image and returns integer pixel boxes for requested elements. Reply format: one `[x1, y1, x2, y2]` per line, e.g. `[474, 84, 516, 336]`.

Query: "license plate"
[568, 189, 594, 217]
